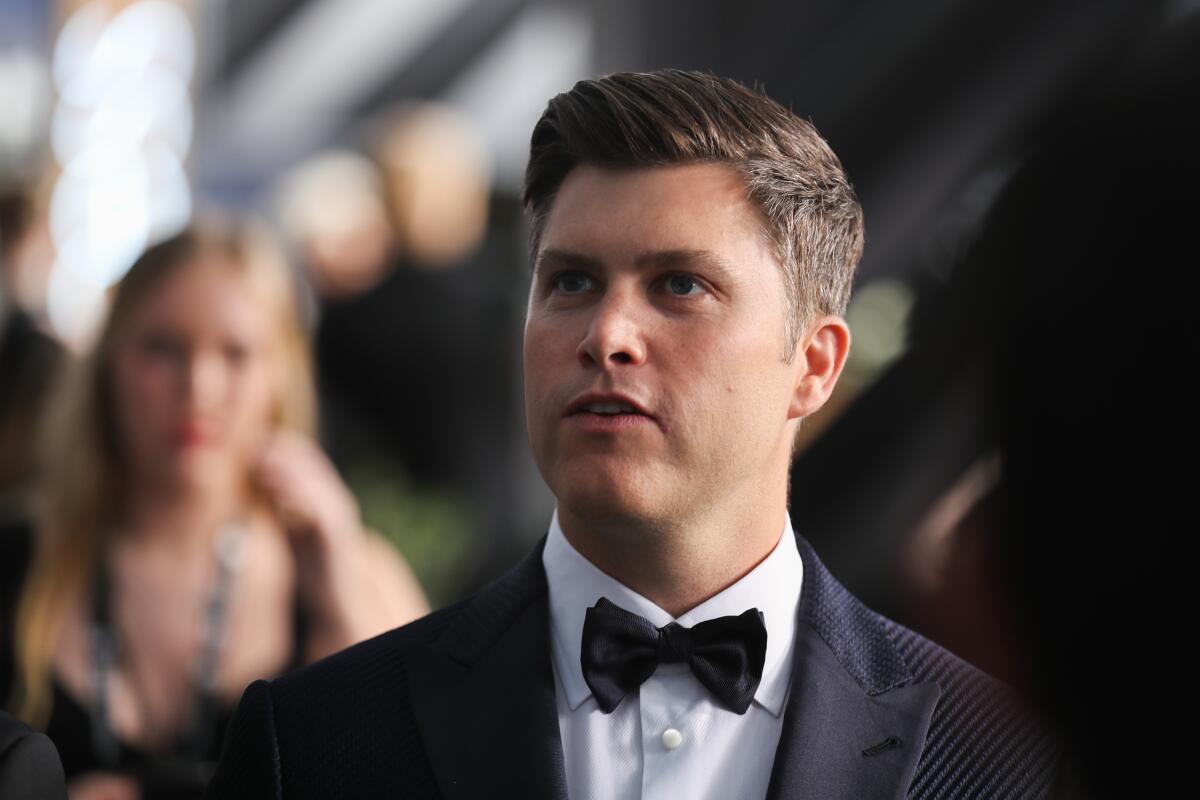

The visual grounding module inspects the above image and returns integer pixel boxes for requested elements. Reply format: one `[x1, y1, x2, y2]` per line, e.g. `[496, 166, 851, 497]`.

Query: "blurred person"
[308, 104, 518, 591]
[0, 223, 428, 799]
[976, 18, 1200, 798]
[374, 102, 489, 270]
[209, 70, 1061, 799]
[310, 103, 503, 493]
[272, 151, 395, 302]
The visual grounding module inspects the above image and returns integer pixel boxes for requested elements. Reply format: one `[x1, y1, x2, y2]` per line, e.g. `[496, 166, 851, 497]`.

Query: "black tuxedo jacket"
[206, 533, 1062, 799]
[0, 710, 67, 800]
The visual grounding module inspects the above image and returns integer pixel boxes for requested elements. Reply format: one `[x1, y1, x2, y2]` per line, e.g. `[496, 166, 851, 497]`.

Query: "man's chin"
[554, 478, 670, 531]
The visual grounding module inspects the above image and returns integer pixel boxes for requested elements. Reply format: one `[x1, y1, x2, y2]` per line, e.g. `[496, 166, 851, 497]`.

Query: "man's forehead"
[535, 163, 773, 269]
[533, 247, 740, 279]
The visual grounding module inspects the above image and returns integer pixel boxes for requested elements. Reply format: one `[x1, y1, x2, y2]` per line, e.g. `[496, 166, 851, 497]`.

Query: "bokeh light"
[46, 0, 195, 347]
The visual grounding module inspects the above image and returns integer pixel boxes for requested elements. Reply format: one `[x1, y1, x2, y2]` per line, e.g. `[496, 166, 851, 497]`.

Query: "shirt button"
[661, 728, 683, 750]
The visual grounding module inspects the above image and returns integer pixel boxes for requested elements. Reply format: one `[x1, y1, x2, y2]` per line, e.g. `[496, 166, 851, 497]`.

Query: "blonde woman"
[0, 224, 428, 799]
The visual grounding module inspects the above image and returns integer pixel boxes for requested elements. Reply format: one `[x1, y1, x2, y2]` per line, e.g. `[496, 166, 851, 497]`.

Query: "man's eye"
[664, 274, 703, 296]
[553, 272, 594, 294]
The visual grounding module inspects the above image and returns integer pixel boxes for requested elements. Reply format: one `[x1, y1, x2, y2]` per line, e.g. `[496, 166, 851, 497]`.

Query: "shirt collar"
[542, 509, 803, 717]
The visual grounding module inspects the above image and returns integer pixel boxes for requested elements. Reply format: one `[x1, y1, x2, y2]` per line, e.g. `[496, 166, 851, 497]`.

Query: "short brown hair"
[524, 69, 864, 353]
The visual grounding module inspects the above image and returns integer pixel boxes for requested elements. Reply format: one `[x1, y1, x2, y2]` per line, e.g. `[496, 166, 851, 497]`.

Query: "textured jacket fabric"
[206, 532, 1062, 799]
[0, 710, 68, 800]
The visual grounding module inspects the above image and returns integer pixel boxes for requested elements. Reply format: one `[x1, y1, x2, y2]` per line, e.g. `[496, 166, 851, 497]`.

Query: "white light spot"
[46, 0, 195, 345]
[46, 252, 110, 350]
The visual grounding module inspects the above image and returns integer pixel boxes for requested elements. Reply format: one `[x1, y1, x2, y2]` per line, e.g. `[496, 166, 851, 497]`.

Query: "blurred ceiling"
[193, 0, 592, 197]
[192, 0, 1175, 283]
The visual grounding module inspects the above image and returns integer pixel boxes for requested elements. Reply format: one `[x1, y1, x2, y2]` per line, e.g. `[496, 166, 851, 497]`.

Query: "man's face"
[523, 163, 808, 529]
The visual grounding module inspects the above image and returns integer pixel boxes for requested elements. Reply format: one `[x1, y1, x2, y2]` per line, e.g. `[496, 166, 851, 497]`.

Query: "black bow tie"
[580, 597, 767, 715]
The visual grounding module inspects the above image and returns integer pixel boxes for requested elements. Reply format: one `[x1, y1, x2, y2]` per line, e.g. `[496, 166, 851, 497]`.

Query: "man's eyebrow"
[535, 248, 736, 278]
[636, 249, 737, 279]
[533, 248, 603, 275]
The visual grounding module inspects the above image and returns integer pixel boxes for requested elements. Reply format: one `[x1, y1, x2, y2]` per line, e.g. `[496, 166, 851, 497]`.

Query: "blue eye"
[664, 274, 703, 296]
[554, 271, 594, 294]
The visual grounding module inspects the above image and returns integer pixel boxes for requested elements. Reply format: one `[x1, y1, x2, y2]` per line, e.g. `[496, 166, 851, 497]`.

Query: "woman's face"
[108, 257, 281, 493]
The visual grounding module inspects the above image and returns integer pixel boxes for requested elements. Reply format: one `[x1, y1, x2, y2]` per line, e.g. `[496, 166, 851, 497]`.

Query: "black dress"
[0, 517, 310, 800]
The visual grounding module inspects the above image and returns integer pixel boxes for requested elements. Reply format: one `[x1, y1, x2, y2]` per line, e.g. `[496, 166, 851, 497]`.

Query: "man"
[207, 70, 1061, 799]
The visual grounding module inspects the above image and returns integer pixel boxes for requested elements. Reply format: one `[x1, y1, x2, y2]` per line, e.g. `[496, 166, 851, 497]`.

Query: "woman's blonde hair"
[11, 220, 316, 726]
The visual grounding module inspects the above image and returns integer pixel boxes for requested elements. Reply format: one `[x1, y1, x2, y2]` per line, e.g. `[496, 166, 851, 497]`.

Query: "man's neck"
[556, 501, 787, 618]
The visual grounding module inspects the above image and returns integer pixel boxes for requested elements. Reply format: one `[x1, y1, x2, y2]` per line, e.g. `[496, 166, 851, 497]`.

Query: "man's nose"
[577, 288, 647, 368]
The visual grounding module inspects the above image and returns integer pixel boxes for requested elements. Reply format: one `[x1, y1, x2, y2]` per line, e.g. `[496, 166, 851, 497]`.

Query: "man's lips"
[564, 391, 654, 420]
[563, 392, 660, 433]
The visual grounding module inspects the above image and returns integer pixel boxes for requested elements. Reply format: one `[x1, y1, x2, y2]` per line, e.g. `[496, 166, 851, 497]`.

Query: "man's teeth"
[585, 402, 638, 415]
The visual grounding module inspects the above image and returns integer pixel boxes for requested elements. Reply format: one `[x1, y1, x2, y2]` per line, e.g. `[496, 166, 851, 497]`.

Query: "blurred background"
[1, 0, 1194, 693]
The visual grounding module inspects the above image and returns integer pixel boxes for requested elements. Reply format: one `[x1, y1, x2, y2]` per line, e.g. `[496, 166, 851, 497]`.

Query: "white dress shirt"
[543, 511, 804, 800]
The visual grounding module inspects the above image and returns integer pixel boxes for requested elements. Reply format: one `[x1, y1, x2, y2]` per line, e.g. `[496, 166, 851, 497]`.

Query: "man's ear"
[788, 315, 851, 420]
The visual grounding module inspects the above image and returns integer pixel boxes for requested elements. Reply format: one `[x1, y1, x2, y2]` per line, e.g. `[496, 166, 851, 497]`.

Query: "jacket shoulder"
[236, 541, 550, 799]
[276, 597, 470, 691]
[881, 618, 1063, 799]
[273, 536, 550, 701]
[211, 599, 472, 799]
[268, 594, 473, 733]
[793, 532, 1063, 798]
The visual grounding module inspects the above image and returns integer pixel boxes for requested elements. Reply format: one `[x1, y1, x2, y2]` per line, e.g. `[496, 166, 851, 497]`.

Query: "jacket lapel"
[407, 539, 568, 800]
[766, 534, 942, 800]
